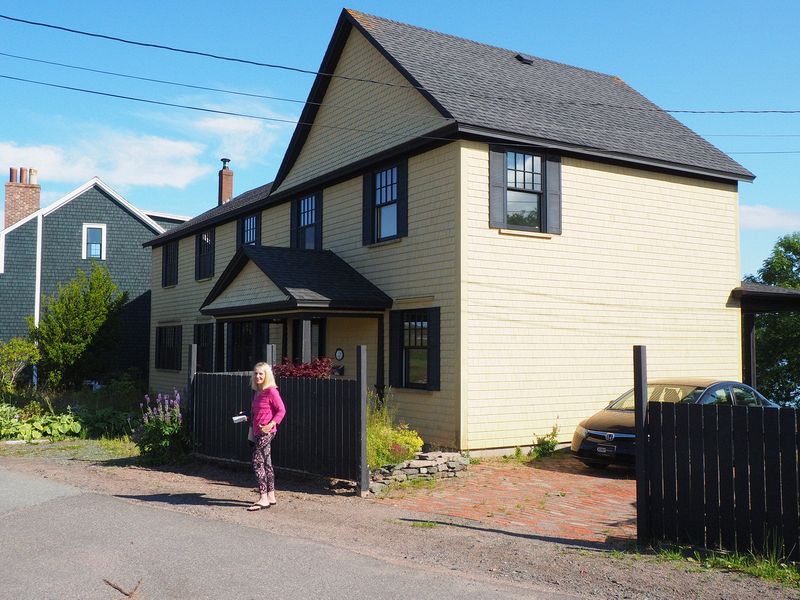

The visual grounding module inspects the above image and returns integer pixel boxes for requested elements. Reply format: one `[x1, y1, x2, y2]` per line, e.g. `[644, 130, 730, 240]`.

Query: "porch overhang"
[730, 281, 800, 388]
[200, 245, 393, 317]
[731, 281, 800, 314]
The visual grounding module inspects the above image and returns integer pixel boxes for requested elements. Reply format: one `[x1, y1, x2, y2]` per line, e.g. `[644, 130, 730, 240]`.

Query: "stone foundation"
[368, 451, 470, 495]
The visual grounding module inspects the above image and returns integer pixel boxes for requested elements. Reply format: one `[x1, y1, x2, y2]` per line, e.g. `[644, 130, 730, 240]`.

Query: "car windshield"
[608, 384, 706, 410]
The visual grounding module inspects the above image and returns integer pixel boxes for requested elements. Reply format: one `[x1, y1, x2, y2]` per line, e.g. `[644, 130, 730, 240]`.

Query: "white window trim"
[82, 223, 107, 260]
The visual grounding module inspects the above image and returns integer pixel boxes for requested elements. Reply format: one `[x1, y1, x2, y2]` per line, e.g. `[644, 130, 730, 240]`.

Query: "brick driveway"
[376, 451, 637, 547]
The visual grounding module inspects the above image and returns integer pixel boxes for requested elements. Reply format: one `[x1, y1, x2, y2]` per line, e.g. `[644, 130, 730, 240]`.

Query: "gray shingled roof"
[346, 10, 752, 181]
[144, 181, 272, 247]
[201, 245, 392, 314]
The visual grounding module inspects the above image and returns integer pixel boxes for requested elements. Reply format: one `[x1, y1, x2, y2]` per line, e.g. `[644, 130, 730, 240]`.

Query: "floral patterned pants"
[252, 431, 276, 494]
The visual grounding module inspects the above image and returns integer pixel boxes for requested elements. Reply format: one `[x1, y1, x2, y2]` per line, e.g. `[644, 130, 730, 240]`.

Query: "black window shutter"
[545, 155, 562, 235]
[194, 234, 200, 280]
[397, 159, 408, 238]
[489, 147, 506, 228]
[215, 322, 224, 371]
[289, 198, 298, 248]
[209, 228, 215, 277]
[255, 212, 262, 246]
[236, 218, 242, 247]
[388, 310, 403, 387]
[427, 307, 441, 391]
[315, 191, 323, 250]
[362, 174, 373, 245]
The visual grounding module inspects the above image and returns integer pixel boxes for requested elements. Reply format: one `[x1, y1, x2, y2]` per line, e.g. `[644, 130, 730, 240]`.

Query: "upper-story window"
[238, 212, 260, 247]
[362, 159, 407, 245]
[195, 228, 215, 280]
[162, 240, 179, 287]
[291, 192, 322, 250]
[489, 147, 561, 234]
[82, 223, 106, 260]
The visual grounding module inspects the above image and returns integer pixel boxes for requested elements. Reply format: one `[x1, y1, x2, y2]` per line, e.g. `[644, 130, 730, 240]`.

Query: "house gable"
[273, 22, 448, 195]
[203, 260, 289, 313]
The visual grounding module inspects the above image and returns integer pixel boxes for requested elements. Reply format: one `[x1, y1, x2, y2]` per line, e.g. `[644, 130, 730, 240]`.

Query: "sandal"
[247, 502, 270, 511]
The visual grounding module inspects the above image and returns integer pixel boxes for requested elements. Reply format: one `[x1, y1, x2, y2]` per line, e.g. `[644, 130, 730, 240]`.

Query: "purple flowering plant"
[132, 390, 190, 463]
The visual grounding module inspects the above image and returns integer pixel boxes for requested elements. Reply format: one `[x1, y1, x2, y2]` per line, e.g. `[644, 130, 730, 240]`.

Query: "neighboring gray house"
[0, 167, 188, 377]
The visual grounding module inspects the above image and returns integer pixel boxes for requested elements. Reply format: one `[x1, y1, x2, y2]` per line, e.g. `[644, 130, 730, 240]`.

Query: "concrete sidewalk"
[377, 452, 637, 547]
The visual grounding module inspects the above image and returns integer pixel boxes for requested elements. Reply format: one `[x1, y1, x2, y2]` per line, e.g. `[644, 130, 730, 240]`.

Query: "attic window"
[515, 53, 535, 65]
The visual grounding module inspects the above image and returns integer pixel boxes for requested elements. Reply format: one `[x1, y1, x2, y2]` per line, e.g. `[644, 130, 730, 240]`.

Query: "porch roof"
[732, 281, 800, 313]
[200, 245, 393, 316]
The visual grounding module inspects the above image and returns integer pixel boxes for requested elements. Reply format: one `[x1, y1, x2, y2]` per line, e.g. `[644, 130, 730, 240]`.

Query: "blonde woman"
[246, 362, 286, 511]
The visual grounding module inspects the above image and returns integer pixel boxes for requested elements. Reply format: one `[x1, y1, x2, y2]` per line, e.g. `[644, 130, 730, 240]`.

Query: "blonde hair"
[251, 362, 277, 391]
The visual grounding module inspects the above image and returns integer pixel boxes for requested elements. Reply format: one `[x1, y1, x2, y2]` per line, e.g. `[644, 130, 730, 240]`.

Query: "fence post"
[357, 345, 369, 497]
[634, 345, 649, 546]
[187, 343, 198, 453]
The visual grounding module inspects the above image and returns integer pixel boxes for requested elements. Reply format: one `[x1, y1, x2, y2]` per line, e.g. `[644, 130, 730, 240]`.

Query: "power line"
[5, 72, 800, 155]
[0, 50, 452, 124]
[3, 13, 800, 116]
[0, 73, 458, 142]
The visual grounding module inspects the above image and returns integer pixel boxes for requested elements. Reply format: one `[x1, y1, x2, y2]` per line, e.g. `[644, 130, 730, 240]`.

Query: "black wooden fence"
[189, 346, 368, 490]
[644, 403, 799, 559]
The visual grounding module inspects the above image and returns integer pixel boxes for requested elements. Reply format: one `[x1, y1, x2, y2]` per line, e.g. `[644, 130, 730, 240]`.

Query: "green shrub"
[366, 388, 423, 469]
[131, 391, 190, 463]
[73, 405, 137, 439]
[0, 337, 39, 393]
[0, 401, 81, 441]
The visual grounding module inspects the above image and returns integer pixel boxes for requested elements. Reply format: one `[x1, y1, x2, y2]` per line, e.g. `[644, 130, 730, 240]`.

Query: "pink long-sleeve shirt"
[251, 386, 286, 437]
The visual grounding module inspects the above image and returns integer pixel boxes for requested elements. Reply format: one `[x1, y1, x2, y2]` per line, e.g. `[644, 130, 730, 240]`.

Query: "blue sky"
[1, 0, 798, 277]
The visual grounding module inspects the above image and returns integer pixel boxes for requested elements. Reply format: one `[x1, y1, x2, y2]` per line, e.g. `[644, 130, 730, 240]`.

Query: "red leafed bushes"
[272, 357, 333, 379]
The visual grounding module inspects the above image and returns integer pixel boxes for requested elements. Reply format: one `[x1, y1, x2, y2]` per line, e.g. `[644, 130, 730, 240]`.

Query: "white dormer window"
[82, 223, 107, 260]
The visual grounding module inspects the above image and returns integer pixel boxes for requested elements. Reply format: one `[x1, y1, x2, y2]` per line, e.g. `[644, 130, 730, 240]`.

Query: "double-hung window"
[237, 213, 260, 247]
[489, 147, 561, 234]
[195, 228, 215, 280]
[363, 159, 407, 245]
[291, 192, 322, 249]
[155, 325, 182, 370]
[162, 240, 179, 287]
[389, 307, 440, 390]
[82, 224, 106, 260]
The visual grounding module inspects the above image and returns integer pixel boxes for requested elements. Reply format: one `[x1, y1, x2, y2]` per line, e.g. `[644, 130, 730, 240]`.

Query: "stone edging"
[368, 451, 470, 495]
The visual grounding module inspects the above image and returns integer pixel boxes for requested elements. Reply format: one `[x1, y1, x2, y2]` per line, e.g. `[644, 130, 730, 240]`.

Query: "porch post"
[302, 319, 312, 363]
[265, 343, 276, 366]
[742, 312, 756, 387]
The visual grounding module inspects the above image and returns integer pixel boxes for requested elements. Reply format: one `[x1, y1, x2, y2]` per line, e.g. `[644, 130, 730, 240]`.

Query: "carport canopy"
[731, 281, 800, 387]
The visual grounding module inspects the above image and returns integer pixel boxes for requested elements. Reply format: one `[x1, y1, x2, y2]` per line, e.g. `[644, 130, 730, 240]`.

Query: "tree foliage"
[748, 232, 800, 406]
[28, 262, 127, 390]
[0, 337, 40, 393]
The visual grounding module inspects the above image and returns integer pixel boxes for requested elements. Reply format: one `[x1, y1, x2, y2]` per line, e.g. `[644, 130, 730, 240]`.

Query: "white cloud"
[0, 142, 95, 183]
[80, 132, 207, 188]
[192, 114, 284, 169]
[0, 133, 208, 191]
[740, 204, 800, 230]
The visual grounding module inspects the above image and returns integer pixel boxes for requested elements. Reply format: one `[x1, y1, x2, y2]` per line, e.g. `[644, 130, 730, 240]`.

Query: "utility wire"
[3, 13, 800, 116]
[0, 51, 451, 123]
[5, 72, 800, 155]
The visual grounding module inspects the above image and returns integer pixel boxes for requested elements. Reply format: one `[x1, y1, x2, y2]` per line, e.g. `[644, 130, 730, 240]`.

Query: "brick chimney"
[218, 158, 233, 205]
[5, 167, 41, 229]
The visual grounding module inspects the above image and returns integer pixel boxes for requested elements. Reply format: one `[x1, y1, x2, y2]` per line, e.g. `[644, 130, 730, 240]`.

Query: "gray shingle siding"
[0, 218, 38, 341]
[39, 186, 157, 375]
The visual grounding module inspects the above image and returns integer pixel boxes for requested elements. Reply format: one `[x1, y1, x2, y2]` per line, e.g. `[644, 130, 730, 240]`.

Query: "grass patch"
[0, 437, 139, 462]
[616, 543, 800, 588]
[411, 521, 438, 528]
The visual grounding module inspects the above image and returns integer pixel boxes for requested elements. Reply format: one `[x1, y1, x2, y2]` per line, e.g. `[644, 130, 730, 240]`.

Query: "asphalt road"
[0, 466, 579, 600]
